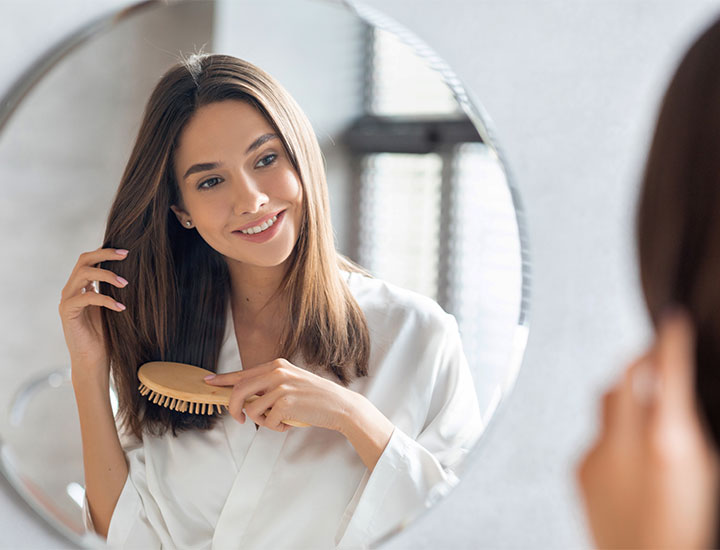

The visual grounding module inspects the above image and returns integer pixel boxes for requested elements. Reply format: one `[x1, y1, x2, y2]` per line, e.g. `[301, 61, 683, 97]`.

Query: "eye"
[256, 153, 277, 168]
[198, 176, 222, 190]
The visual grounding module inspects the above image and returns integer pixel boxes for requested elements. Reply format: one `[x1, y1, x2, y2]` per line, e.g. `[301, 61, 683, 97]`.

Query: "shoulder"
[343, 271, 457, 342]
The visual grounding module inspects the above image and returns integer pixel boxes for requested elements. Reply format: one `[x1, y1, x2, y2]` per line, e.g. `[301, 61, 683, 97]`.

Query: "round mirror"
[0, 0, 529, 547]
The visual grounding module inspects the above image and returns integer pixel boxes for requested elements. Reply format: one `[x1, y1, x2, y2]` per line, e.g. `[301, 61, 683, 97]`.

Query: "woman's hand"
[59, 248, 129, 377]
[205, 359, 395, 470]
[577, 311, 719, 549]
[204, 358, 356, 432]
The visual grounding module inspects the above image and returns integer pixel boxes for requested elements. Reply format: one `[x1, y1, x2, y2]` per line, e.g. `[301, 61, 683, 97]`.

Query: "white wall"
[1, 0, 720, 548]
[380, 2, 720, 548]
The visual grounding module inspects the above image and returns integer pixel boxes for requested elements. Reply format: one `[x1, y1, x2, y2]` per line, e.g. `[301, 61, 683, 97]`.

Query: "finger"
[244, 388, 286, 427]
[64, 266, 129, 299]
[64, 248, 128, 293]
[576, 444, 601, 509]
[235, 377, 276, 409]
[227, 394, 271, 425]
[205, 369, 256, 386]
[60, 292, 126, 321]
[576, 448, 619, 550]
[226, 377, 275, 424]
[628, 354, 658, 406]
[601, 362, 645, 442]
[74, 247, 129, 270]
[227, 387, 248, 424]
[264, 394, 297, 431]
[654, 308, 696, 411]
[647, 309, 700, 454]
[263, 411, 292, 432]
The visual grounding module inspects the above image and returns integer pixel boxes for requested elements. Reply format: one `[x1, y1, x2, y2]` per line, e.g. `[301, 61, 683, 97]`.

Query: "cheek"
[292, 178, 303, 205]
[267, 170, 303, 209]
[281, 172, 303, 203]
[188, 195, 231, 223]
[290, 179, 304, 227]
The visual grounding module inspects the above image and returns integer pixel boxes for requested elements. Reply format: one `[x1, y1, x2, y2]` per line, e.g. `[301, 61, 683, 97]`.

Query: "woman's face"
[171, 100, 303, 270]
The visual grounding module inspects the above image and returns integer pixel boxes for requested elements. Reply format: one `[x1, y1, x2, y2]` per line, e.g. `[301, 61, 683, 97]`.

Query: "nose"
[232, 172, 269, 216]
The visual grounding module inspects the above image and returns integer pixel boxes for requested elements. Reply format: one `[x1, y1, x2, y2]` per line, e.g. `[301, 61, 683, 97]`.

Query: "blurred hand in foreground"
[577, 311, 719, 549]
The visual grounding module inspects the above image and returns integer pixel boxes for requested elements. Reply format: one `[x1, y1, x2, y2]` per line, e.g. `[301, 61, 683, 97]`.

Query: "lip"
[234, 209, 284, 232]
[232, 210, 286, 243]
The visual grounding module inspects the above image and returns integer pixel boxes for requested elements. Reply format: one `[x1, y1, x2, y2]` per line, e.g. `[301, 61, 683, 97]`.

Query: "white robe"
[84, 272, 483, 549]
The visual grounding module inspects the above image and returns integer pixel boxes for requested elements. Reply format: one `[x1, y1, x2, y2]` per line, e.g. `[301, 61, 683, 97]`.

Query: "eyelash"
[256, 153, 277, 168]
[197, 153, 278, 190]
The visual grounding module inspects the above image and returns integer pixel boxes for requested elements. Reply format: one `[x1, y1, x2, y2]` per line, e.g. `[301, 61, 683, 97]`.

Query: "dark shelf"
[342, 114, 483, 154]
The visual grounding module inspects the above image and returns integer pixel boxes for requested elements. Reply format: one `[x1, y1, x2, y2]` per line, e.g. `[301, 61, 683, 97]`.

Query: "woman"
[59, 54, 481, 548]
[577, 16, 720, 549]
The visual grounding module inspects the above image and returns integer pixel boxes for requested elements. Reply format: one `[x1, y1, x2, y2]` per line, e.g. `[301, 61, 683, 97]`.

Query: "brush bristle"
[138, 385, 224, 415]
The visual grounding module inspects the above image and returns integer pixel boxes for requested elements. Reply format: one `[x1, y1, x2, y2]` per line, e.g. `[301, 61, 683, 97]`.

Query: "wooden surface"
[137, 362, 308, 426]
[138, 362, 232, 405]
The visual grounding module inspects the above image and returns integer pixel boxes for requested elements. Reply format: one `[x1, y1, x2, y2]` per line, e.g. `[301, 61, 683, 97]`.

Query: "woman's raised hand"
[204, 359, 357, 433]
[59, 248, 129, 376]
[577, 311, 720, 549]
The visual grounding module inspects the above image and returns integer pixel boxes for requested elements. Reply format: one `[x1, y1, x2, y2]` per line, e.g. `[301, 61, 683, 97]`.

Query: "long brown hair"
[636, 17, 720, 449]
[99, 54, 370, 439]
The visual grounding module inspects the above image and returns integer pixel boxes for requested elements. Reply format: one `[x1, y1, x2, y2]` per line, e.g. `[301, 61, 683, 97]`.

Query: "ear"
[170, 204, 191, 228]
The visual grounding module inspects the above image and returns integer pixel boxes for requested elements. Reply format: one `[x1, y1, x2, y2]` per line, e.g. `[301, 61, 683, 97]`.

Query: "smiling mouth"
[233, 210, 285, 235]
[238, 214, 278, 235]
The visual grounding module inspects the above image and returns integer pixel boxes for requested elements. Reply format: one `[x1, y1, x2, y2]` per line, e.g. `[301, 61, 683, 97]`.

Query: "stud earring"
[185, 221, 192, 227]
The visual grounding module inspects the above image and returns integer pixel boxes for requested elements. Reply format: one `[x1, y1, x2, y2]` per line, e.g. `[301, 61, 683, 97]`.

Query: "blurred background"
[0, 0, 719, 548]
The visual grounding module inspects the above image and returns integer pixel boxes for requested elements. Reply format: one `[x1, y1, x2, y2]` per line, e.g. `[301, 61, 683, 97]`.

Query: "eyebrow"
[182, 133, 279, 181]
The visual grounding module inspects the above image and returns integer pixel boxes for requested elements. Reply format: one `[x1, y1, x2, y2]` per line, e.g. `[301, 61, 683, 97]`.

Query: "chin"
[217, 232, 299, 269]
[229, 249, 295, 269]
[250, 257, 293, 269]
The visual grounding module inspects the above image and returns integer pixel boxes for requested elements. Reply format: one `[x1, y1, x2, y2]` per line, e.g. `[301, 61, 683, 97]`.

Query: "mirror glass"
[0, 0, 529, 547]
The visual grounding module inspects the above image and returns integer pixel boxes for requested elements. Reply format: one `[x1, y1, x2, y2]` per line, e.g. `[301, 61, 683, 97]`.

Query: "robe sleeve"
[81, 416, 164, 549]
[336, 313, 483, 549]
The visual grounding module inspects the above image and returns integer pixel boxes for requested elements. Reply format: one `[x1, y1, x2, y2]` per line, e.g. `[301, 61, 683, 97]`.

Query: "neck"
[226, 259, 289, 328]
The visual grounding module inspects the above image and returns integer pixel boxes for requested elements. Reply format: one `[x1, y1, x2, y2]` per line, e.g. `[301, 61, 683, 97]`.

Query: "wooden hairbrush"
[137, 361, 308, 427]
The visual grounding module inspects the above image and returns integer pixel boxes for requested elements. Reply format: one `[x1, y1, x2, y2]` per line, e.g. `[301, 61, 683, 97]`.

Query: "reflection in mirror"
[0, 0, 528, 548]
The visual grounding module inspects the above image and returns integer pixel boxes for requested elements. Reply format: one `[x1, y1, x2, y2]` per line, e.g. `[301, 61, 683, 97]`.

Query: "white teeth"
[240, 214, 278, 235]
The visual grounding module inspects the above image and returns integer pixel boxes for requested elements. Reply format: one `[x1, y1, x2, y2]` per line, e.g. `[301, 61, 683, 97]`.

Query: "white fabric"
[83, 272, 482, 549]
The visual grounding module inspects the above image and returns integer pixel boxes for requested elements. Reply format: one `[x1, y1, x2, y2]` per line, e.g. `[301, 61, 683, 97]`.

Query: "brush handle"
[137, 362, 309, 427]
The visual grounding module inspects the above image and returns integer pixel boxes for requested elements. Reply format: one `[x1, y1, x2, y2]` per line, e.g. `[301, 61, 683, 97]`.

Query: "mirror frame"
[0, 1, 531, 547]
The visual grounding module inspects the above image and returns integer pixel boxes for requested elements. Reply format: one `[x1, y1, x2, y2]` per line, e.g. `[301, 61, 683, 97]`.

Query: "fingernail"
[204, 374, 216, 381]
[115, 302, 126, 311]
[116, 276, 129, 286]
[116, 249, 129, 256]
